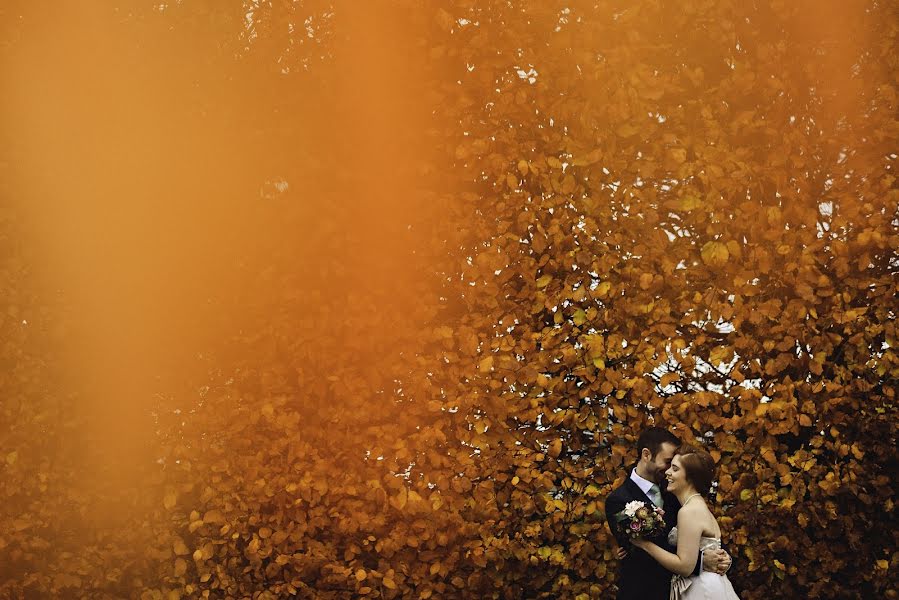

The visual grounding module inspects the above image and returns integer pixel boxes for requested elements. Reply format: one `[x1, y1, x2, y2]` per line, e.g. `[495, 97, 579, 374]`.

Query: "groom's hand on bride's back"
[701, 548, 731, 575]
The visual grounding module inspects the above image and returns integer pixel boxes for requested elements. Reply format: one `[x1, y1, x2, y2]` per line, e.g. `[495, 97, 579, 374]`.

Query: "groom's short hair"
[636, 427, 681, 458]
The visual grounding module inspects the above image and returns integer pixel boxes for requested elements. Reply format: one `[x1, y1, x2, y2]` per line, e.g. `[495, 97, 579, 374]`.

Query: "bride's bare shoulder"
[679, 499, 707, 514]
[677, 499, 716, 527]
[675, 501, 704, 525]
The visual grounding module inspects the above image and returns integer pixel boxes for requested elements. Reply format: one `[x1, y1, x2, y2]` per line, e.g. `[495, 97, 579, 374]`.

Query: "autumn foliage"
[1, 1, 897, 599]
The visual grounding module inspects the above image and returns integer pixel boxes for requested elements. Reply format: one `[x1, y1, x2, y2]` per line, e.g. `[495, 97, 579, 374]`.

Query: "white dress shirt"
[630, 468, 657, 497]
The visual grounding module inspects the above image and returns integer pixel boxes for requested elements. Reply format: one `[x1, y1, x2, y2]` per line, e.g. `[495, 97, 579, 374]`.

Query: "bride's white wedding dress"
[668, 527, 741, 600]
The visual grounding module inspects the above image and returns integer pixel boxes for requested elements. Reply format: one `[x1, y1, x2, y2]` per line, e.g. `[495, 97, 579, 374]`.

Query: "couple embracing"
[605, 428, 741, 600]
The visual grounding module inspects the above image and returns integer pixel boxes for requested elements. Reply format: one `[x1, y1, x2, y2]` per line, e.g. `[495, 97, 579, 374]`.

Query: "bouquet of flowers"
[614, 500, 666, 540]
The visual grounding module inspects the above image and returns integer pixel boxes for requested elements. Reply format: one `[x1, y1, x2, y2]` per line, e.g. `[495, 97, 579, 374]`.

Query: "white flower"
[624, 500, 645, 517]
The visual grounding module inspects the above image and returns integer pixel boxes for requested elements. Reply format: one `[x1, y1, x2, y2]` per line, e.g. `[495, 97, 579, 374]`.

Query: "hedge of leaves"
[1, 1, 897, 598]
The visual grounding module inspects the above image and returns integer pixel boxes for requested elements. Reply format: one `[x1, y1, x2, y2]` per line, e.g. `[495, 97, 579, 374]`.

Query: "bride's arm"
[632, 508, 702, 577]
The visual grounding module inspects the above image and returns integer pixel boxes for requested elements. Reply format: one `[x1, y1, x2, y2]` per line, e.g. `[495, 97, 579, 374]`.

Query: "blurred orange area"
[3, 3, 446, 477]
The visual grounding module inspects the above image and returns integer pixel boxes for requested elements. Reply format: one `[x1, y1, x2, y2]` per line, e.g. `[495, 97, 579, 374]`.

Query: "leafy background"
[1, 1, 896, 598]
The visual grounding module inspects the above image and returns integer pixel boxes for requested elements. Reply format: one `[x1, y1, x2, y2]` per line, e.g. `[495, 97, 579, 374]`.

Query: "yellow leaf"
[679, 195, 702, 211]
[536, 274, 552, 288]
[478, 356, 494, 371]
[709, 346, 730, 364]
[174, 558, 187, 577]
[164, 492, 177, 510]
[548, 438, 562, 458]
[203, 509, 224, 524]
[5, 451, 17, 466]
[740, 489, 754, 501]
[383, 577, 397, 590]
[701, 241, 729, 267]
[390, 488, 408, 511]
[355, 569, 367, 581]
[573, 308, 587, 325]
[669, 148, 687, 164]
[660, 372, 680, 387]
[430, 562, 441, 575]
[173, 537, 190, 556]
[616, 123, 639, 138]
[434, 325, 454, 339]
[576, 149, 603, 166]
[517, 159, 529, 176]
[844, 307, 867, 321]
[876, 560, 888, 570]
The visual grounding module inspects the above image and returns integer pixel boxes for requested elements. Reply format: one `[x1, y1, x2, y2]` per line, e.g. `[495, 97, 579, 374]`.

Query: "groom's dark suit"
[605, 470, 700, 600]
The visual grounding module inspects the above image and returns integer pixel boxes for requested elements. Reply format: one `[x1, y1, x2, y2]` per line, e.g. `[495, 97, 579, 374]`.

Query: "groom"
[605, 427, 731, 600]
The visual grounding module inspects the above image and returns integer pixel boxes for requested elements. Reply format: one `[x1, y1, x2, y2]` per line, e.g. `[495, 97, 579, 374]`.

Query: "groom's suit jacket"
[605, 471, 692, 600]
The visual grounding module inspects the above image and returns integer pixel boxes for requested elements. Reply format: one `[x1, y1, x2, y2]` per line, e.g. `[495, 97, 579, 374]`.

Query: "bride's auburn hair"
[676, 446, 716, 495]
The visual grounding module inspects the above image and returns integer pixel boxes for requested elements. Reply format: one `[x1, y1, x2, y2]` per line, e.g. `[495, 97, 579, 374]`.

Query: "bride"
[632, 446, 740, 600]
